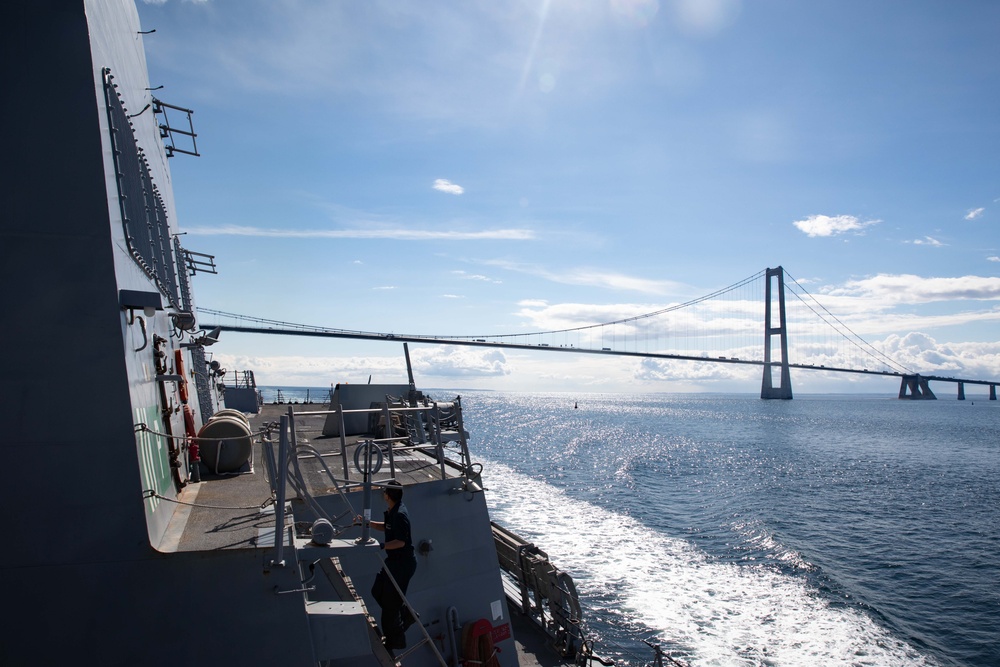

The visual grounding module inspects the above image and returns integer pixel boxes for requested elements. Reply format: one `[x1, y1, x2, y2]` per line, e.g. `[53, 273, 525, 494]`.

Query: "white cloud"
[781, 274, 1000, 345]
[909, 236, 945, 247]
[211, 353, 410, 386]
[826, 274, 1000, 303]
[453, 270, 502, 284]
[182, 224, 532, 240]
[433, 179, 464, 195]
[797, 306, 1000, 337]
[792, 214, 880, 238]
[988, 256, 1000, 262]
[210, 346, 511, 385]
[780, 330, 1000, 380]
[413, 346, 510, 378]
[634, 357, 754, 383]
[965, 207, 985, 220]
[879, 333, 1000, 379]
[508, 299, 763, 350]
[515, 301, 667, 333]
[486, 260, 686, 295]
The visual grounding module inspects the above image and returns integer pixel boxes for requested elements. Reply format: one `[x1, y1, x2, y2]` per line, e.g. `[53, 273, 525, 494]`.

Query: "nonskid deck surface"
[164, 403, 573, 667]
[165, 402, 463, 553]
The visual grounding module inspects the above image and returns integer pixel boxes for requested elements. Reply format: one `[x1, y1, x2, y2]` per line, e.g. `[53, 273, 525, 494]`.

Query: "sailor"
[367, 480, 417, 651]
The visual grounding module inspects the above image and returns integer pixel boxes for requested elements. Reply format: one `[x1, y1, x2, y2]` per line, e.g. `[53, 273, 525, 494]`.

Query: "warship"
[0, 2, 617, 666]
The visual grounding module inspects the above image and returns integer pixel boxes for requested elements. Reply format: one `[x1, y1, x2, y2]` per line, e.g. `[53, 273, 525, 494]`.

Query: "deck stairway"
[254, 522, 393, 666]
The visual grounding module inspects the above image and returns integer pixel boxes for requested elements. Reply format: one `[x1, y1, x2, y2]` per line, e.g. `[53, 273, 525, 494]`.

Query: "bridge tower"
[761, 266, 793, 399]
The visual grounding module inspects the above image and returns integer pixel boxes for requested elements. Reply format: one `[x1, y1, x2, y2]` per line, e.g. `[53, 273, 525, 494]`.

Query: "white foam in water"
[484, 462, 941, 667]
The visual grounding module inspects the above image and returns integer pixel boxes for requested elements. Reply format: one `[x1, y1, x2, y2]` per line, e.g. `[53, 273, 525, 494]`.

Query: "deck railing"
[260, 396, 476, 558]
[260, 399, 458, 666]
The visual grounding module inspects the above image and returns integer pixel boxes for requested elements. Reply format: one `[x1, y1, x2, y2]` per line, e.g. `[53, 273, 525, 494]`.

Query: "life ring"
[461, 619, 499, 667]
[555, 571, 582, 622]
[353, 440, 383, 475]
[174, 349, 189, 403]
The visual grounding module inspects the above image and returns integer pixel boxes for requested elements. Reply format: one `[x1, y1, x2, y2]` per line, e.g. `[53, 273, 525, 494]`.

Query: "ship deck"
[164, 402, 464, 553]
[162, 401, 568, 667]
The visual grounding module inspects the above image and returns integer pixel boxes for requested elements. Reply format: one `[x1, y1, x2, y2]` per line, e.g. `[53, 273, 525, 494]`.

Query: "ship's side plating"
[2, 4, 537, 667]
[1, 3, 320, 665]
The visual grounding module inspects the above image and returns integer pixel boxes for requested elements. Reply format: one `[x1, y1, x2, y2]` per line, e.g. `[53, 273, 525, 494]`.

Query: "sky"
[136, 0, 1000, 395]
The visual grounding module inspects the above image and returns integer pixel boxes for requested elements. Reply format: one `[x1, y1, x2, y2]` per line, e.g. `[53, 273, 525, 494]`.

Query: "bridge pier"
[957, 382, 965, 400]
[760, 267, 793, 400]
[898, 375, 937, 400]
[992, 385, 997, 401]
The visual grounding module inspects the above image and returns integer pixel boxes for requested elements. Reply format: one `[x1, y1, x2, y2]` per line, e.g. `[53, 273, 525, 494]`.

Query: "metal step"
[294, 536, 379, 559]
[306, 600, 374, 662]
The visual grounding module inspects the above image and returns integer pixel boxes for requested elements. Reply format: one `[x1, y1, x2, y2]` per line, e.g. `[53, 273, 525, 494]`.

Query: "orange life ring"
[174, 349, 189, 403]
[461, 620, 499, 667]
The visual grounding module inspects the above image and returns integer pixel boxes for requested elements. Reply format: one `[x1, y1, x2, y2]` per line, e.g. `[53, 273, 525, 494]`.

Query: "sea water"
[461, 392, 999, 667]
[257, 386, 331, 405]
[259, 388, 998, 666]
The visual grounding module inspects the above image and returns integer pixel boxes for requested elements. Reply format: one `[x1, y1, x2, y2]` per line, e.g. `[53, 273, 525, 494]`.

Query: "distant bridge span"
[198, 322, 997, 401]
[198, 266, 998, 401]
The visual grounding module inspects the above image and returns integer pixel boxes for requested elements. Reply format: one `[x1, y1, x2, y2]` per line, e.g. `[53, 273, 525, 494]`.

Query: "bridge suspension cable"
[439, 270, 768, 340]
[197, 267, 912, 375]
[781, 269, 915, 376]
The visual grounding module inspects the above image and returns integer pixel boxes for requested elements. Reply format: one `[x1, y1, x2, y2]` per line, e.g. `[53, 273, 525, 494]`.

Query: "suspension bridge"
[199, 266, 998, 401]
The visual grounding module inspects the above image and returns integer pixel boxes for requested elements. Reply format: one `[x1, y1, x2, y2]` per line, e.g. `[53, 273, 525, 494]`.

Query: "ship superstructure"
[1, 3, 595, 666]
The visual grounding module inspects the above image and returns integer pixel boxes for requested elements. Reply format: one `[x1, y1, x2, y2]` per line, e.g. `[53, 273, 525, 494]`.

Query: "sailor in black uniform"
[368, 480, 417, 650]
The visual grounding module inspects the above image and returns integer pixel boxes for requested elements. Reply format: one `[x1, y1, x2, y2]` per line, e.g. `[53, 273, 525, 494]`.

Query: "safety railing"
[261, 398, 476, 548]
[260, 399, 473, 666]
[285, 397, 473, 484]
[492, 522, 588, 659]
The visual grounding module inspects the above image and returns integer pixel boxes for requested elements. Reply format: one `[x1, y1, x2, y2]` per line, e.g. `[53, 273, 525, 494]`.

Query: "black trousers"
[371, 557, 417, 646]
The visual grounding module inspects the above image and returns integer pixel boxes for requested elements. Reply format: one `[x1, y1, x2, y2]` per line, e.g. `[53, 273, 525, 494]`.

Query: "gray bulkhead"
[1, 3, 325, 665]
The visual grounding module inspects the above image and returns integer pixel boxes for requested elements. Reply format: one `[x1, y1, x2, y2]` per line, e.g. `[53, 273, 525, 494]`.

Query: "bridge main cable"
[781, 268, 915, 376]
[198, 270, 768, 344]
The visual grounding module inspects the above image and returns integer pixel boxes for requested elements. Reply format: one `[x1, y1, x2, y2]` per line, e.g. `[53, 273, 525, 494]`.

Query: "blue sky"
[137, 0, 1000, 394]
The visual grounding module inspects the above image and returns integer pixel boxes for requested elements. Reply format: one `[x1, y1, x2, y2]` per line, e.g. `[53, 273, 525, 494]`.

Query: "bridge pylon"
[898, 375, 937, 400]
[761, 266, 793, 400]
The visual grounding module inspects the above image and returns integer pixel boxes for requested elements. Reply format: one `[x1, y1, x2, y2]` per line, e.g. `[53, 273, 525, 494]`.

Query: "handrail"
[493, 521, 599, 663]
[269, 415, 289, 567]
[264, 396, 473, 561]
[375, 551, 448, 667]
[283, 405, 459, 417]
[262, 399, 460, 666]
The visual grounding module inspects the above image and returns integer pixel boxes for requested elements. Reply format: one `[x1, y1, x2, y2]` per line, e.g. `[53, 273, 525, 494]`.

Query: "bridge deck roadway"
[202, 324, 998, 396]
